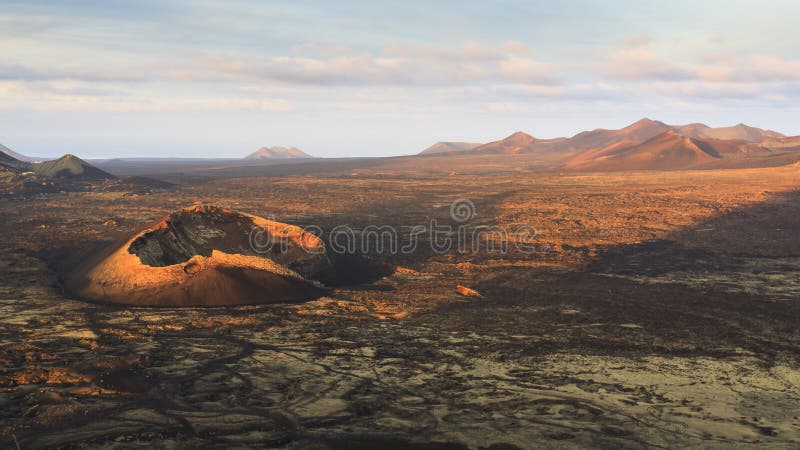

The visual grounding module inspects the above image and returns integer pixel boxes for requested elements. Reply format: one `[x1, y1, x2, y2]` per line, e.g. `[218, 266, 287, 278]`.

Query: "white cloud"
[604, 38, 800, 84]
[5, 33, 800, 115]
[203, 42, 560, 86]
[604, 47, 694, 81]
[0, 41, 561, 89]
[499, 57, 559, 84]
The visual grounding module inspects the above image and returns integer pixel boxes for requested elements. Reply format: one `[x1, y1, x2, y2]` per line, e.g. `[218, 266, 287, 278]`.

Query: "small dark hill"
[32, 154, 115, 180]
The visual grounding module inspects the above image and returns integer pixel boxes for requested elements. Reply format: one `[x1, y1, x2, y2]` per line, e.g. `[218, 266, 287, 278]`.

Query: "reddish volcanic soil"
[2, 159, 800, 448]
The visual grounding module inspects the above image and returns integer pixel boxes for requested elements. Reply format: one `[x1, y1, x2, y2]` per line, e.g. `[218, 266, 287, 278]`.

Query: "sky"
[1, 0, 799, 158]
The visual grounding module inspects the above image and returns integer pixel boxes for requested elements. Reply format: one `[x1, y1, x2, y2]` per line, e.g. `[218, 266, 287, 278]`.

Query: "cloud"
[604, 47, 695, 81]
[290, 43, 354, 57]
[604, 38, 800, 84]
[6, 29, 800, 115]
[205, 42, 560, 87]
[0, 63, 149, 82]
[384, 42, 505, 62]
[0, 89, 294, 112]
[720, 56, 800, 83]
[0, 41, 561, 89]
[205, 54, 417, 85]
[645, 80, 798, 102]
[499, 57, 559, 84]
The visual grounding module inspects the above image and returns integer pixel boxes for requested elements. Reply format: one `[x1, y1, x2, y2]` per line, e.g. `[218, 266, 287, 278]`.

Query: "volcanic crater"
[65, 205, 331, 306]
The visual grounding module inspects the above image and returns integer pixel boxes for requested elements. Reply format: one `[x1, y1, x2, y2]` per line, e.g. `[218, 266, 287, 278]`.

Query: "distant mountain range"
[245, 146, 312, 159]
[4, 119, 800, 180]
[422, 119, 799, 171]
[466, 119, 784, 155]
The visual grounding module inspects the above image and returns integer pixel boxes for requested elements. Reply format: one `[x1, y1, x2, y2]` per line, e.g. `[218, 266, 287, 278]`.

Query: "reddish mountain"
[564, 118, 672, 152]
[470, 131, 539, 154]
[564, 139, 640, 168]
[468, 118, 671, 156]
[462, 119, 788, 161]
[565, 131, 724, 171]
[469, 131, 569, 154]
[460, 119, 677, 157]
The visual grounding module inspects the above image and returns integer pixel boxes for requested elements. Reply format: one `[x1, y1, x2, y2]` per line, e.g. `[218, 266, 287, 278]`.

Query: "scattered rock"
[456, 285, 482, 298]
[394, 266, 423, 276]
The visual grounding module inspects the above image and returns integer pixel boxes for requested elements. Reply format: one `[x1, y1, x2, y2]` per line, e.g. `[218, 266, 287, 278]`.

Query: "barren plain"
[2, 156, 800, 448]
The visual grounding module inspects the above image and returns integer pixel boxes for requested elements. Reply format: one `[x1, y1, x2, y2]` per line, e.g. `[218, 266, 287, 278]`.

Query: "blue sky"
[1, 0, 799, 158]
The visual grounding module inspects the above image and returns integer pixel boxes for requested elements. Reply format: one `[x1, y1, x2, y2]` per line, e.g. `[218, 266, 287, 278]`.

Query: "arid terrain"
[2, 152, 800, 449]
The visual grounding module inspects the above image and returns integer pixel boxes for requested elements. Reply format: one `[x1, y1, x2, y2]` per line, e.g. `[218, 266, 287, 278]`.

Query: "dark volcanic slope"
[0, 143, 41, 163]
[0, 151, 30, 173]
